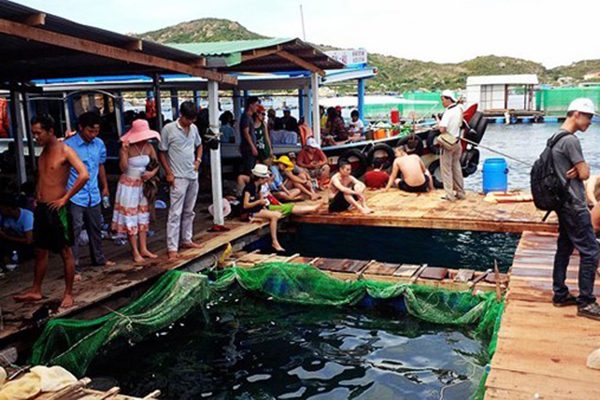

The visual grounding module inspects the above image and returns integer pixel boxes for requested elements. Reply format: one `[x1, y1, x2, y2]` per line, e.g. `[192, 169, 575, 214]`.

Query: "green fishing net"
[31, 262, 504, 397]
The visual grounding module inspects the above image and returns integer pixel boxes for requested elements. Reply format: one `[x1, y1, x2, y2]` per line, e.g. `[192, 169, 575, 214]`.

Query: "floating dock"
[0, 208, 268, 350]
[485, 231, 600, 399]
[295, 190, 556, 233]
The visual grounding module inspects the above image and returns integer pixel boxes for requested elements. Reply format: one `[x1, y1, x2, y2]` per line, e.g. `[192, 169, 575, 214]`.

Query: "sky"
[13, 0, 600, 68]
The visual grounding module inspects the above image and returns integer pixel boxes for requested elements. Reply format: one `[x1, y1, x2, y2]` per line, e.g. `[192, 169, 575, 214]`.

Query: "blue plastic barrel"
[482, 158, 508, 193]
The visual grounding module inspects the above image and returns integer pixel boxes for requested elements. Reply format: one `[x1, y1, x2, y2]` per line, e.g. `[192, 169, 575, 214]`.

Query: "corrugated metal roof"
[169, 38, 294, 56]
[466, 74, 539, 86]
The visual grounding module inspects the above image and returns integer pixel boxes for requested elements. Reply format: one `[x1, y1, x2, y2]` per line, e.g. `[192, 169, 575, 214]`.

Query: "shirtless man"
[329, 161, 372, 214]
[384, 147, 434, 193]
[14, 115, 89, 309]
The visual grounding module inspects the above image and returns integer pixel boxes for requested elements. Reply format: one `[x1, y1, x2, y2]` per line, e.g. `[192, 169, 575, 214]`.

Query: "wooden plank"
[0, 18, 235, 85]
[487, 231, 600, 400]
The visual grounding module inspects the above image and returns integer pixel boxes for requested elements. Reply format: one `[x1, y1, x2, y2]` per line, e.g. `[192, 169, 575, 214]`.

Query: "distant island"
[138, 18, 600, 93]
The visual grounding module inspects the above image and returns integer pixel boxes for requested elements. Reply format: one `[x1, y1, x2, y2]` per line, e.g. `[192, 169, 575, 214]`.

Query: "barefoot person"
[384, 147, 434, 193]
[241, 164, 286, 252]
[158, 101, 203, 260]
[14, 115, 89, 308]
[112, 120, 160, 263]
[329, 161, 372, 214]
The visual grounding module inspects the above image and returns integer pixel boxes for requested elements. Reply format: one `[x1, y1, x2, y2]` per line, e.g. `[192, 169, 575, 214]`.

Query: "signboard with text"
[325, 49, 368, 67]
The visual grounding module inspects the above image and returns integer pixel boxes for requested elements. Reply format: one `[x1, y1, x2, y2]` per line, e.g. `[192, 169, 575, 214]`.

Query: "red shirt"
[297, 148, 327, 167]
[364, 170, 390, 189]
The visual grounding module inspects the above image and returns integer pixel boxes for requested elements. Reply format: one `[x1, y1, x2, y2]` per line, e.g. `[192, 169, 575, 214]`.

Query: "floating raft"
[295, 190, 556, 233]
[227, 251, 509, 294]
[485, 231, 600, 399]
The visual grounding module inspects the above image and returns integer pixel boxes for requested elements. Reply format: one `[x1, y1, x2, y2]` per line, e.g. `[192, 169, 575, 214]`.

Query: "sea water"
[87, 288, 487, 399]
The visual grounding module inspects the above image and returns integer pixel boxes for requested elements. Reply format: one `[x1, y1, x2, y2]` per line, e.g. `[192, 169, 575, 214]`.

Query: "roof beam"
[123, 39, 143, 52]
[22, 13, 45, 26]
[276, 50, 324, 76]
[0, 18, 236, 85]
[242, 48, 279, 63]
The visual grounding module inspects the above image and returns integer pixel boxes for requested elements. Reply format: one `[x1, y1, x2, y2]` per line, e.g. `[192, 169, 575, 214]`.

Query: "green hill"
[139, 18, 265, 43]
[139, 18, 600, 92]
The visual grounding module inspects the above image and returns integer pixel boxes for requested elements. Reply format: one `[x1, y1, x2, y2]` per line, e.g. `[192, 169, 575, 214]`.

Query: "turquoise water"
[467, 123, 600, 191]
[87, 288, 487, 399]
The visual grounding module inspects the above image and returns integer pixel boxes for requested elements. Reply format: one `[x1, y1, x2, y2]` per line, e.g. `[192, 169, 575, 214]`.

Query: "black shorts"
[329, 191, 355, 212]
[34, 203, 74, 253]
[399, 175, 430, 193]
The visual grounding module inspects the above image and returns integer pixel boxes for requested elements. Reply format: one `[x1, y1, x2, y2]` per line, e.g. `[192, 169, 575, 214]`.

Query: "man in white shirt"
[158, 101, 204, 260]
[437, 90, 465, 201]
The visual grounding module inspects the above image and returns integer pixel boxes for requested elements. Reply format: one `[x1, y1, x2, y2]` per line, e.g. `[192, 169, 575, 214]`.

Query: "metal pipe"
[460, 137, 532, 166]
[152, 74, 163, 132]
[9, 89, 26, 187]
[21, 92, 36, 172]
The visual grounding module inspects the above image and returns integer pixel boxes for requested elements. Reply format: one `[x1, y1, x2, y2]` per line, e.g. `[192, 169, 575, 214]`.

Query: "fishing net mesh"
[30, 270, 210, 377]
[31, 262, 504, 397]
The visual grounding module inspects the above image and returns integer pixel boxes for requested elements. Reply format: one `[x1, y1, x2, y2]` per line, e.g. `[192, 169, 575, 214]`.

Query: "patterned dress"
[111, 154, 150, 235]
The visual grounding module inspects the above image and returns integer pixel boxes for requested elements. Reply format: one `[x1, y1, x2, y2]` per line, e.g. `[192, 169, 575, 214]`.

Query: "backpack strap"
[547, 131, 570, 149]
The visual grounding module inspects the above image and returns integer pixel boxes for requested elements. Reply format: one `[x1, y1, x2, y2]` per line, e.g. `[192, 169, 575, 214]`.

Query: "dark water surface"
[88, 289, 487, 400]
[279, 225, 519, 273]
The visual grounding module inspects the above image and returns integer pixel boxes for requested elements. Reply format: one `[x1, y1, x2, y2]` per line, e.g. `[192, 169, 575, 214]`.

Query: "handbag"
[143, 158, 160, 221]
[436, 132, 459, 150]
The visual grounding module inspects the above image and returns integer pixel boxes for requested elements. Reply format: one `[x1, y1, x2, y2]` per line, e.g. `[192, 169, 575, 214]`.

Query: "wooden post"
[208, 80, 224, 226]
[357, 78, 366, 123]
[152, 74, 163, 132]
[9, 89, 26, 187]
[21, 92, 36, 173]
[170, 89, 179, 119]
[114, 91, 124, 136]
[302, 84, 311, 127]
[311, 72, 321, 144]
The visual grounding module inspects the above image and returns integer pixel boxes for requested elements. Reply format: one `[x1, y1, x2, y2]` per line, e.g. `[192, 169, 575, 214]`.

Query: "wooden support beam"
[0, 18, 237, 85]
[276, 50, 324, 76]
[123, 39, 143, 52]
[242, 48, 279, 63]
[22, 12, 45, 26]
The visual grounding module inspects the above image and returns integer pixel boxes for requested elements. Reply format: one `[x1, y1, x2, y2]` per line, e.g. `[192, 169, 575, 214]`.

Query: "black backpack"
[530, 131, 571, 211]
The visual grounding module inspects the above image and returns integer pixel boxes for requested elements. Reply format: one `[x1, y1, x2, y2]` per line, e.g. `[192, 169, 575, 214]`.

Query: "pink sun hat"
[120, 119, 160, 144]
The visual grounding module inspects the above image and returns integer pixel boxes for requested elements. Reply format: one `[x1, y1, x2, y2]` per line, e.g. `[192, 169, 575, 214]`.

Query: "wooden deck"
[485, 231, 600, 399]
[295, 190, 557, 233]
[0, 204, 267, 348]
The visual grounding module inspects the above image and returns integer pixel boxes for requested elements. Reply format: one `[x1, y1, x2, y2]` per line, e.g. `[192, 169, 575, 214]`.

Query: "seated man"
[297, 138, 330, 184]
[364, 158, 390, 189]
[0, 193, 34, 269]
[385, 147, 433, 193]
[329, 161, 372, 214]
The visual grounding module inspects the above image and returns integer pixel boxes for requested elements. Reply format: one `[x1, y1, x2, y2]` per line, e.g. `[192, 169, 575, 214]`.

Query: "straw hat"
[120, 119, 160, 144]
[274, 155, 294, 171]
[251, 163, 270, 178]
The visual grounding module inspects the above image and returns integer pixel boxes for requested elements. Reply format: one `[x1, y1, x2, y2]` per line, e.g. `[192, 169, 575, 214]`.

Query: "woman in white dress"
[112, 119, 160, 263]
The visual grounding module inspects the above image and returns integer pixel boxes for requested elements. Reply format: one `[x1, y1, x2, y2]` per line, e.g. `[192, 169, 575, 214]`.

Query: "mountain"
[138, 18, 600, 92]
[139, 18, 265, 43]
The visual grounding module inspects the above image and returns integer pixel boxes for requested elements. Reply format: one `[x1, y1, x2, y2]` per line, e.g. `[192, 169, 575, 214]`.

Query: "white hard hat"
[567, 98, 598, 116]
[441, 90, 457, 102]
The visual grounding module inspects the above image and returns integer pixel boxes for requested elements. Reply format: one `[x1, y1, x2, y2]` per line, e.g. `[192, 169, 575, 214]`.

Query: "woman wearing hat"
[253, 105, 273, 162]
[241, 164, 285, 252]
[275, 155, 319, 201]
[112, 119, 160, 263]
